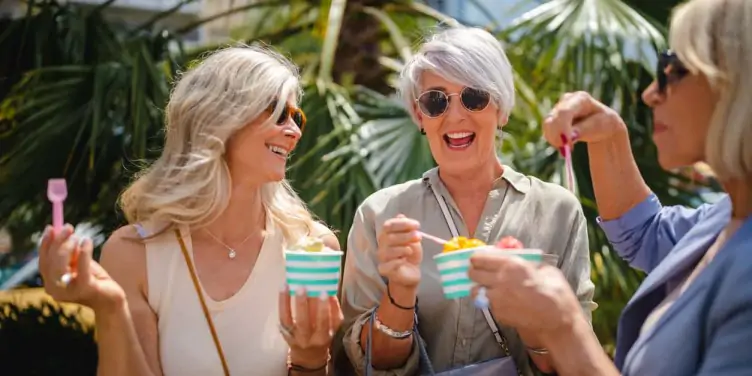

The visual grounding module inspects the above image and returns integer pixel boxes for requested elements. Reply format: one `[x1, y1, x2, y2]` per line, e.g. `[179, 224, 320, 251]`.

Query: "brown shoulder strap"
[174, 229, 231, 376]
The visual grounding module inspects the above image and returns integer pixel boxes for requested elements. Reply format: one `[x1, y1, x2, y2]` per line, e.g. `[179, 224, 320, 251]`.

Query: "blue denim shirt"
[598, 193, 752, 375]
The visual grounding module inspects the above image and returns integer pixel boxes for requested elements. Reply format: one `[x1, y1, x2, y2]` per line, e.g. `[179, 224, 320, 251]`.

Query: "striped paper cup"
[284, 249, 344, 297]
[433, 246, 543, 300]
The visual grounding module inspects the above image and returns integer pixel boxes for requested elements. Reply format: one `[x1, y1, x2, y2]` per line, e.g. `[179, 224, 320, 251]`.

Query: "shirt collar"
[421, 164, 530, 194]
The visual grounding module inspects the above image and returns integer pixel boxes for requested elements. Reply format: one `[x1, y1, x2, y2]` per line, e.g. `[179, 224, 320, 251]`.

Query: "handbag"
[175, 229, 232, 376]
[363, 182, 521, 376]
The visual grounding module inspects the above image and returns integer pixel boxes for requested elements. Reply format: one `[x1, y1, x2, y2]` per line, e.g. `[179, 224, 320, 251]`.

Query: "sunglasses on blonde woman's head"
[415, 87, 492, 118]
[268, 100, 306, 131]
[657, 50, 690, 95]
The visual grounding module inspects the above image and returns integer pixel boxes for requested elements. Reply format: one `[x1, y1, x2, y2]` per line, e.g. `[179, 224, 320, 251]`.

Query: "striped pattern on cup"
[284, 250, 343, 297]
[433, 247, 479, 300]
[433, 247, 544, 300]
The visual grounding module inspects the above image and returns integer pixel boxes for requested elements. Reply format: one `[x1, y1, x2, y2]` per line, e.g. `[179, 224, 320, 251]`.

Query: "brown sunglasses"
[268, 100, 306, 131]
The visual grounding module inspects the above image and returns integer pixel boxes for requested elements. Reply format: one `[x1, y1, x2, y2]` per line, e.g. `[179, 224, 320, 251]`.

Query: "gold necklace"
[203, 229, 254, 260]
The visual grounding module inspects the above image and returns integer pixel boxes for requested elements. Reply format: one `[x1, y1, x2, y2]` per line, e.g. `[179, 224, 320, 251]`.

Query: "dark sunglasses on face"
[657, 50, 690, 94]
[415, 87, 492, 118]
[268, 100, 306, 131]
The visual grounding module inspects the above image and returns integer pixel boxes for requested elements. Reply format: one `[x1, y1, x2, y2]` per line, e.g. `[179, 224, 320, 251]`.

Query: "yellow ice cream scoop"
[292, 236, 325, 252]
[442, 236, 486, 253]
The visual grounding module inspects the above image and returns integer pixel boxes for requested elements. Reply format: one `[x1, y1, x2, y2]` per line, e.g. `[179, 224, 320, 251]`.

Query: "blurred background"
[0, 0, 722, 374]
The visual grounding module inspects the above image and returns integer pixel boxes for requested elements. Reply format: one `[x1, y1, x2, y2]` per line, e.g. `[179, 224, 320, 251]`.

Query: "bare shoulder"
[99, 225, 148, 294]
[312, 221, 341, 251]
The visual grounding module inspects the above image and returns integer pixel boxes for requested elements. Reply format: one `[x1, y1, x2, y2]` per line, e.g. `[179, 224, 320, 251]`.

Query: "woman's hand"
[376, 215, 422, 289]
[38, 224, 126, 313]
[278, 286, 344, 370]
[543, 91, 628, 148]
[467, 251, 582, 335]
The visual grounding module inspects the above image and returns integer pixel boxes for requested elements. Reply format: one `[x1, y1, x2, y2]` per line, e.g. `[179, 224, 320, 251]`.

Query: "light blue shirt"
[599, 193, 752, 375]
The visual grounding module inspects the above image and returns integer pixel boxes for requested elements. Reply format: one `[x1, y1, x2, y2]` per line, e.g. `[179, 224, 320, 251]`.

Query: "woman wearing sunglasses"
[36, 45, 343, 376]
[338, 26, 596, 375]
[466, 0, 752, 375]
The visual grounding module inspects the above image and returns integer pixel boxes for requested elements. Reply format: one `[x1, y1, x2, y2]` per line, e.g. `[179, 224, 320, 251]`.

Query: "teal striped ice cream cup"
[433, 246, 543, 300]
[284, 249, 344, 297]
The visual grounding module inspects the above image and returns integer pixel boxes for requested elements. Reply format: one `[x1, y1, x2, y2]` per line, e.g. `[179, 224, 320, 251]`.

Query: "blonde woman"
[466, 0, 752, 375]
[37, 45, 343, 376]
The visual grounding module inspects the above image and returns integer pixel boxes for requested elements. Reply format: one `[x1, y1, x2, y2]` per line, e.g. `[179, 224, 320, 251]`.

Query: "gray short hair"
[398, 26, 515, 127]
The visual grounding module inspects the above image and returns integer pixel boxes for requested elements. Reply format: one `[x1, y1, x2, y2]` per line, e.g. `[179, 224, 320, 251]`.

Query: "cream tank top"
[136, 221, 315, 376]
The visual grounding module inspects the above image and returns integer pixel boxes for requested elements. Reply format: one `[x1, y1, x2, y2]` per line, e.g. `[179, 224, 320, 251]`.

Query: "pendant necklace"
[204, 229, 254, 260]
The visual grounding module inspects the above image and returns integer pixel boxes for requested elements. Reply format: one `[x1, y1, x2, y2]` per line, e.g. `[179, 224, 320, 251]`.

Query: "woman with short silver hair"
[465, 0, 752, 375]
[339, 26, 596, 376]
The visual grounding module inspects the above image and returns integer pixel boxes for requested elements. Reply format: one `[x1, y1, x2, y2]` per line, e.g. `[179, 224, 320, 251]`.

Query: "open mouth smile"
[443, 131, 476, 150]
[266, 144, 290, 158]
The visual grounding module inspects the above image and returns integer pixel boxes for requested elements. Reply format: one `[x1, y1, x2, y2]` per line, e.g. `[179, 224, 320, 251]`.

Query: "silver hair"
[398, 26, 516, 128]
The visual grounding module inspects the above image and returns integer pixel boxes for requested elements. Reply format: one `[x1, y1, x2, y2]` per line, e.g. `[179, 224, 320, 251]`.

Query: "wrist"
[387, 282, 417, 310]
[386, 282, 417, 306]
[588, 124, 630, 149]
[517, 328, 545, 348]
[92, 292, 128, 318]
[539, 316, 587, 352]
[289, 349, 329, 369]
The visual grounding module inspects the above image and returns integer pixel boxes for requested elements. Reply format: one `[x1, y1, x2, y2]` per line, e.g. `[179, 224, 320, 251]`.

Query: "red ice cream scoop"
[496, 236, 523, 249]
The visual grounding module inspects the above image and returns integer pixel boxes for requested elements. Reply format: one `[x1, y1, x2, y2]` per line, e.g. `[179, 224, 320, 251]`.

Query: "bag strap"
[175, 229, 231, 376]
[427, 182, 512, 357]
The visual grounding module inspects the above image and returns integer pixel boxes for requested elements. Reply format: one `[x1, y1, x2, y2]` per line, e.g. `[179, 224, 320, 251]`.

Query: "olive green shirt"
[340, 166, 596, 375]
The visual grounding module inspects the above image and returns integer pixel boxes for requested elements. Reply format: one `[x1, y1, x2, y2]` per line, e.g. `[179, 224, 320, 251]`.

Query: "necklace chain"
[203, 229, 254, 260]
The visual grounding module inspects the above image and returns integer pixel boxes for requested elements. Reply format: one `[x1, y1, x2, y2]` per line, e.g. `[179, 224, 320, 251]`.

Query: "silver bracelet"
[374, 311, 412, 340]
[527, 346, 549, 355]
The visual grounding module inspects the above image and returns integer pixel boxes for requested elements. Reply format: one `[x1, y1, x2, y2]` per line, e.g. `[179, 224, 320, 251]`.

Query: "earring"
[420, 128, 426, 135]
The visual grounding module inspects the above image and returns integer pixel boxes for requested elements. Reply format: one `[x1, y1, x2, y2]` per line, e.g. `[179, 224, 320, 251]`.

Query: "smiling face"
[641, 56, 717, 171]
[225, 98, 303, 185]
[415, 71, 503, 174]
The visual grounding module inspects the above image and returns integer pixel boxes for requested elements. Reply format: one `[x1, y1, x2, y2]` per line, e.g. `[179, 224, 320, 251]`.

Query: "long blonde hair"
[669, 0, 752, 181]
[119, 44, 316, 244]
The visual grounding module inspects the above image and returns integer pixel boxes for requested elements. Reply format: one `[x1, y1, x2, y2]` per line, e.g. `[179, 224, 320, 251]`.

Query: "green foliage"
[0, 0, 187, 256]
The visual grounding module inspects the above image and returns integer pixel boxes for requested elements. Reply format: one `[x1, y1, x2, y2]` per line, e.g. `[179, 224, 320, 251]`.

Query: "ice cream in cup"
[284, 236, 343, 297]
[433, 236, 543, 300]
[492, 236, 544, 264]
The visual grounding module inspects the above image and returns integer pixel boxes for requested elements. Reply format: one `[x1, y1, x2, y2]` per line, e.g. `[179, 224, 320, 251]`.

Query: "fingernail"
[319, 291, 328, 301]
[280, 283, 288, 293]
[296, 287, 306, 297]
[39, 228, 49, 245]
[78, 236, 89, 248]
[560, 133, 569, 144]
[570, 129, 580, 141]
[60, 273, 73, 285]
